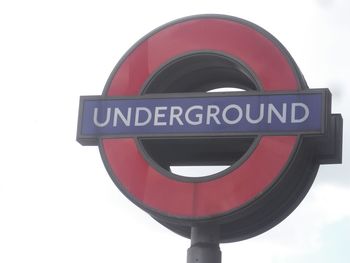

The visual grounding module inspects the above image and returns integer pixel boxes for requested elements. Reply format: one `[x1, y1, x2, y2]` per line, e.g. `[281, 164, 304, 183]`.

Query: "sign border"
[77, 89, 329, 144]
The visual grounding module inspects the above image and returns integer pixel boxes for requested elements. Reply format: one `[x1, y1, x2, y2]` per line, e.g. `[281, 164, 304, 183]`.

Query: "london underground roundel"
[77, 15, 342, 242]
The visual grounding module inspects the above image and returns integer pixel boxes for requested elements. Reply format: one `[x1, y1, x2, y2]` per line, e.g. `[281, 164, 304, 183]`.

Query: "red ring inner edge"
[102, 18, 298, 218]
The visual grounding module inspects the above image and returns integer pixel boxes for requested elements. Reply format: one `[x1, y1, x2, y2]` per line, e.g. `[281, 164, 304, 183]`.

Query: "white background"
[0, 0, 349, 262]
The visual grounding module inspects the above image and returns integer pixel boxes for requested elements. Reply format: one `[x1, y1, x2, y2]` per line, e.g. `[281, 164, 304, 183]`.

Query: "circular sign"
[99, 15, 316, 242]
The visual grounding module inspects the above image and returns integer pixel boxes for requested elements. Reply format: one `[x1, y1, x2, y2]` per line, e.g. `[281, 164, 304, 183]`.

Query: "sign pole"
[187, 225, 221, 263]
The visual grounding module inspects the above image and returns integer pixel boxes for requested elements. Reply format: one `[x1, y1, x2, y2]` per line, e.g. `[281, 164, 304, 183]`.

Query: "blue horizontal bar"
[78, 92, 325, 140]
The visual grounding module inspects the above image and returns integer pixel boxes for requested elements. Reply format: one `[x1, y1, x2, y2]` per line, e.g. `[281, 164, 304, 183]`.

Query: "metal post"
[187, 225, 221, 263]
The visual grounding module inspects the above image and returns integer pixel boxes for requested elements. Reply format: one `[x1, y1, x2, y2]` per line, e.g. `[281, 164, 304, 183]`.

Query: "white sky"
[0, 0, 349, 262]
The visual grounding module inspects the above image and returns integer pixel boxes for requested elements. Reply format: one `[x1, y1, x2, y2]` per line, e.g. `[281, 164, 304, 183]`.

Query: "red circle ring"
[100, 15, 303, 219]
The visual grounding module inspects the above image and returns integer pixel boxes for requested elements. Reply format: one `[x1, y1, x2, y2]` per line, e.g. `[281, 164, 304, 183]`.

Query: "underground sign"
[77, 15, 342, 243]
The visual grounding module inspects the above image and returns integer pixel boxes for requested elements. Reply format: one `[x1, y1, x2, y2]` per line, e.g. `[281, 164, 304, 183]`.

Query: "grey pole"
[187, 225, 221, 263]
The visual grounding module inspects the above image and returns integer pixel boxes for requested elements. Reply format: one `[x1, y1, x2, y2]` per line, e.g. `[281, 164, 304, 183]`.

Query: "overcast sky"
[0, 0, 349, 262]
